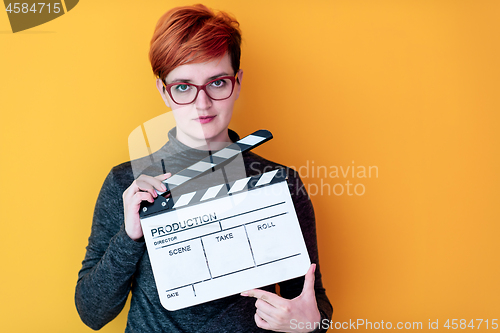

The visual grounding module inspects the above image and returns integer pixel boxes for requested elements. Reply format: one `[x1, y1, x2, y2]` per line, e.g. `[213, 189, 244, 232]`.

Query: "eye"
[175, 84, 190, 92]
[210, 79, 225, 88]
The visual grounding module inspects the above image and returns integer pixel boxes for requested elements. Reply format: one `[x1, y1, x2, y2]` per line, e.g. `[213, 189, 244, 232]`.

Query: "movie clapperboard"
[139, 130, 311, 310]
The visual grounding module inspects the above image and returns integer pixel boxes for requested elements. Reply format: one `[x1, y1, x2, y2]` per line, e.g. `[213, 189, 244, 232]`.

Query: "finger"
[152, 173, 171, 188]
[241, 289, 284, 308]
[129, 192, 155, 206]
[155, 172, 171, 181]
[300, 263, 317, 297]
[148, 173, 171, 194]
[255, 298, 281, 318]
[256, 308, 278, 326]
[254, 312, 271, 330]
[137, 177, 166, 193]
[154, 173, 171, 194]
[123, 181, 143, 201]
[123, 178, 155, 202]
[135, 183, 158, 199]
[150, 173, 171, 193]
[137, 175, 170, 197]
[125, 173, 171, 201]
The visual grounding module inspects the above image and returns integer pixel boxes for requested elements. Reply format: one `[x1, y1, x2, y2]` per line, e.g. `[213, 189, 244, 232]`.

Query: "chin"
[201, 125, 229, 141]
[201, 132, 224, 143]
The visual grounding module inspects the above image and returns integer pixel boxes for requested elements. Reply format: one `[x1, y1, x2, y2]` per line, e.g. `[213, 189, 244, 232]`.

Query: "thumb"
[300, 263, 317, 298]
[159, 172, 172, 180]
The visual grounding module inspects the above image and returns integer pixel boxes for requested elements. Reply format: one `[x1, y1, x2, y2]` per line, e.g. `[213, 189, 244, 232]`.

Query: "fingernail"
[240, 292, 248, 296]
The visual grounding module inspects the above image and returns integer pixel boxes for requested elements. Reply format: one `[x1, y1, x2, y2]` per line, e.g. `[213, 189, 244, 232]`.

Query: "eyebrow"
[169, 72, 232, 84]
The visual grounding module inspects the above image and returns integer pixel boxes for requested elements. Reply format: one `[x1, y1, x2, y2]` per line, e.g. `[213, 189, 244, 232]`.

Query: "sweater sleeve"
[278, 169, 333, 332]
[75, 169, 146, 330]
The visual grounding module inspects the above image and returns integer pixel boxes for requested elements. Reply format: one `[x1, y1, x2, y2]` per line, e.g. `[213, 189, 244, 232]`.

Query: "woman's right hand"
[122, 173, 171, 240]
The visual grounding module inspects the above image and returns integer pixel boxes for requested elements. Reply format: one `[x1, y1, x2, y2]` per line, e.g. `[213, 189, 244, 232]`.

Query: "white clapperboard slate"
[139, 130, 310, 310]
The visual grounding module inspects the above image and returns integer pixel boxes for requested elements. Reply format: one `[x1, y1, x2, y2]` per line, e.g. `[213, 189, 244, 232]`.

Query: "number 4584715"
[444, 319, 498, 330]
[6, 3, 61, 14]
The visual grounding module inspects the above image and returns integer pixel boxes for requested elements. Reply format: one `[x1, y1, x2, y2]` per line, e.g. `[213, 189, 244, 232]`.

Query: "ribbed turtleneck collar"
[164, 127, 241, 158]
[130, 128, 242, 179]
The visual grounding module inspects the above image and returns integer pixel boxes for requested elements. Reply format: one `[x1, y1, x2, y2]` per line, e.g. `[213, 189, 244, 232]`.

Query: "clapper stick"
[140, 130, 272, 217]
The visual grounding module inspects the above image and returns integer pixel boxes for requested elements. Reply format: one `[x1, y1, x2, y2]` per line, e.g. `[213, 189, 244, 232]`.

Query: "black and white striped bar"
[140, 130, 273, 217]
[171, 169, 284, 210]
[160, 130, 272, 192]
[141, 169, 286, 218]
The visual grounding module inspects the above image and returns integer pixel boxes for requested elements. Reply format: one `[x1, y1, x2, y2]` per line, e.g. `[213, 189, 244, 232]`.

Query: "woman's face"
[156, 53, 243, 149]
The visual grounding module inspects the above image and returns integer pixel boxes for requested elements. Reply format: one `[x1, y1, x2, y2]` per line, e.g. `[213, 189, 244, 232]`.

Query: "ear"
[234, 69, 243, 100]
[156, 78, 171, 108]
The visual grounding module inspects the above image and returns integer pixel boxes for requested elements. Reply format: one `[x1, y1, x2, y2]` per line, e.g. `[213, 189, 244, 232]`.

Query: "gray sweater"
[75, 129, 333, 332]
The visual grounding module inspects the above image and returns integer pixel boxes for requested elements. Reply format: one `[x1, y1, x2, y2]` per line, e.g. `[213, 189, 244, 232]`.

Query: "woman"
[75, 4, 332, 332]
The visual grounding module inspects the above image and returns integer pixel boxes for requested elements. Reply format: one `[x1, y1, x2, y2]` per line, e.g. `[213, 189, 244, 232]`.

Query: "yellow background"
[1, 0, 499, 332]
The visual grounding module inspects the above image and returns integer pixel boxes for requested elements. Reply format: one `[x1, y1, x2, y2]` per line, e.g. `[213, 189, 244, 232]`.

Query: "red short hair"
[149, 4, 242, 80]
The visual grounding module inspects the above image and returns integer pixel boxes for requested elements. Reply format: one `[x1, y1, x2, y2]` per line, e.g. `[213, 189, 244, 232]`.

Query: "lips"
[196, 115, 216, 124]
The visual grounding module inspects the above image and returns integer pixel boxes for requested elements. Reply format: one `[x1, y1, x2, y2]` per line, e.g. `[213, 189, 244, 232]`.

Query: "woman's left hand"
[241, 264, 321, 332]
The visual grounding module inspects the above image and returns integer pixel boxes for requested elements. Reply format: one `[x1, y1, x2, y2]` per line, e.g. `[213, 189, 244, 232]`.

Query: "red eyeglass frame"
[161, 74, 238, 105]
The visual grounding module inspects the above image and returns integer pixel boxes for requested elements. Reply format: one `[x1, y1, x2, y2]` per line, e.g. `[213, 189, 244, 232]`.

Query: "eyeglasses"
[161, 74, 238, 105]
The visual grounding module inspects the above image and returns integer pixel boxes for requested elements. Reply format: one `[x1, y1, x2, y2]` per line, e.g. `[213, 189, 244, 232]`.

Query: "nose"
[195, 89, 212, 110]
